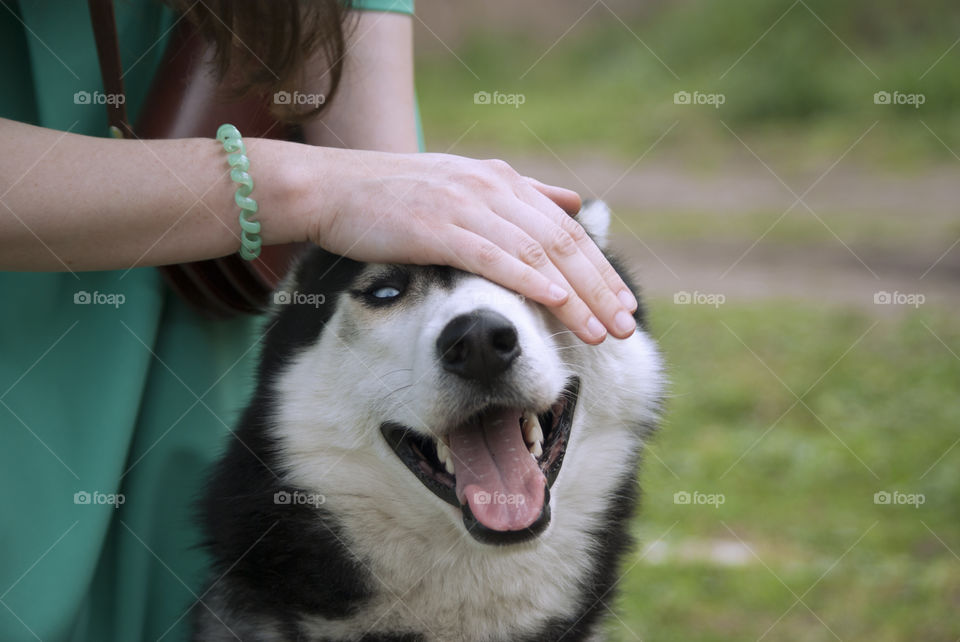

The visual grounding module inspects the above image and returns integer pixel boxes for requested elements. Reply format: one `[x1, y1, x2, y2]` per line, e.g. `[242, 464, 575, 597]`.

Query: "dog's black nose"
[436, 310, 520, 383]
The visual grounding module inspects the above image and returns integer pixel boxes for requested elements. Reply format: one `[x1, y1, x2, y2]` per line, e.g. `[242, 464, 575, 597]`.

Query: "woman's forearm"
[0, 118, 315, 271]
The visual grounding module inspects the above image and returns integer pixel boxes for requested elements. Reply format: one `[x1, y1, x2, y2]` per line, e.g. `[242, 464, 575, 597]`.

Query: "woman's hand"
[302, 149, 638, 343]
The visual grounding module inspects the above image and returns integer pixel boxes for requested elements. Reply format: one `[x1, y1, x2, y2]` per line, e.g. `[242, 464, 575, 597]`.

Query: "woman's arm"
[0, 12, 415, 272]
[0, 7, 638, 342]
[301, 10, 418, 152]
[0, 118, 635, 342]
[0, 118, 309, 271]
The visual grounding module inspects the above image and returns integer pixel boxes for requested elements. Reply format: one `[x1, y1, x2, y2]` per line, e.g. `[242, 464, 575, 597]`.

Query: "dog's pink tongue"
[450, 408, 545, 531]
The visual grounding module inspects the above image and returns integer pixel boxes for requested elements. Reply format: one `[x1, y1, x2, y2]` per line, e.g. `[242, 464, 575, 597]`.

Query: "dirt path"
[477, 149, 959, 219]
[614, 238, 959, 312]
[470, 150, 960, 310]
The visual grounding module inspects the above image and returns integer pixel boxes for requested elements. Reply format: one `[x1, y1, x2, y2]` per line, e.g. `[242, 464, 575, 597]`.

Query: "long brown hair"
[168, 0, 354, 122]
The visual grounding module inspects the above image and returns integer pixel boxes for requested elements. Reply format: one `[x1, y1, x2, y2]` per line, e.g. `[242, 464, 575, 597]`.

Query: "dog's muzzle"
[382, 310, 579, 545]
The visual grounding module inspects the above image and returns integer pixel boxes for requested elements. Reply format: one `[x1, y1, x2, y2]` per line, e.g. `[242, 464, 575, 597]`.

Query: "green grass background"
[613, 303, 960, 641]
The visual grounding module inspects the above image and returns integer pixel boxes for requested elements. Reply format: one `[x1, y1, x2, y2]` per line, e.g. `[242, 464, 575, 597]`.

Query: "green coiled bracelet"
[216, 123, 262, 260]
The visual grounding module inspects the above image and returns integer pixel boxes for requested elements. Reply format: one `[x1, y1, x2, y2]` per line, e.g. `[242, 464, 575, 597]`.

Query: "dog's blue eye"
[371, 286, 401, 299]
[355, 270, 409, 305]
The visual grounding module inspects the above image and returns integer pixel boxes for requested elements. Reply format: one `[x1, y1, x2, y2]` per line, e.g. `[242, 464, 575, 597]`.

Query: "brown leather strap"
[87, 0, 134, 138]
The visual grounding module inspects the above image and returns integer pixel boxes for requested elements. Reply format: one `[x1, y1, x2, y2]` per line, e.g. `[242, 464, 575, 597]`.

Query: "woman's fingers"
[444, 221, 611, 344]
[455, 161, 634, 340]
[522, 183, 639, 314]
[477, 176, 635, 338]
[506, 201, 635, 339]
[523, 176, 581, 215]
[472, 162, 635, 338]
[563, 213, 638, 313]
[437, 227, 629, 344]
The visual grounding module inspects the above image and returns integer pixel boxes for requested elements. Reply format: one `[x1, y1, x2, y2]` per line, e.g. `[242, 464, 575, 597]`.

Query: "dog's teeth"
[522, 411, 544, 446]
[435, 439, 455, 475]
[530, 439, 543, 458]
[522, 411, 544, 458]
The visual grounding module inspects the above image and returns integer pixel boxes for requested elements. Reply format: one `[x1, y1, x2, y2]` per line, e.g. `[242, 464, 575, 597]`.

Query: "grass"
[605, 300, 960, 641]
[415, 0, 960, 169]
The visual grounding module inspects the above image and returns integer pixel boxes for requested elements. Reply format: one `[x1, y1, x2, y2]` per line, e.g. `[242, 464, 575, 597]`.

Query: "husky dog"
[193, 201, 664, 641]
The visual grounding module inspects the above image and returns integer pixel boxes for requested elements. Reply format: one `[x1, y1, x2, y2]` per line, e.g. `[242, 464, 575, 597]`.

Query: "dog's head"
[262, 201, 663, 546]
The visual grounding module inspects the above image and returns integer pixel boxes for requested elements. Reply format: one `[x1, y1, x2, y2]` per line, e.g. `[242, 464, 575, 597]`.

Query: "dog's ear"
[574, 199, 611, 250]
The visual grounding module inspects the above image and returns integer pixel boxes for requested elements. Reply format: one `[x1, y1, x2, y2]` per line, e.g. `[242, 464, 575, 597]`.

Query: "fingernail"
[586, 316, 606, 340]
[618, 289, 637, 311]
[548, 283, 568, 302]
[614, 310, 636, 335]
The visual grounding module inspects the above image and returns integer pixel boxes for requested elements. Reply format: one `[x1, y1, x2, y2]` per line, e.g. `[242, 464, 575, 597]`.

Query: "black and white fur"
[193, 201, 664, 641]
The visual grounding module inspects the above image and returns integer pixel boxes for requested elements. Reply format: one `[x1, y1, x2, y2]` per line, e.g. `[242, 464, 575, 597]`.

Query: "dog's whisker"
[377, 367, 414, 381]
[383, 383, 414, 401]
[545, 329, 581, 339]
[552, 345, 589, 352]
[568, 380, 640, 397]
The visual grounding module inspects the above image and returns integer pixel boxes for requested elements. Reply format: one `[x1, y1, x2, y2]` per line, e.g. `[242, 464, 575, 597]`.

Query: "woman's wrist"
[239, 137, 327, 248]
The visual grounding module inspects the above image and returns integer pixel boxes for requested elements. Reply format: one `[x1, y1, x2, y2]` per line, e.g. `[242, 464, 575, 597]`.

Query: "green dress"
[0, 1, 414, 640]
